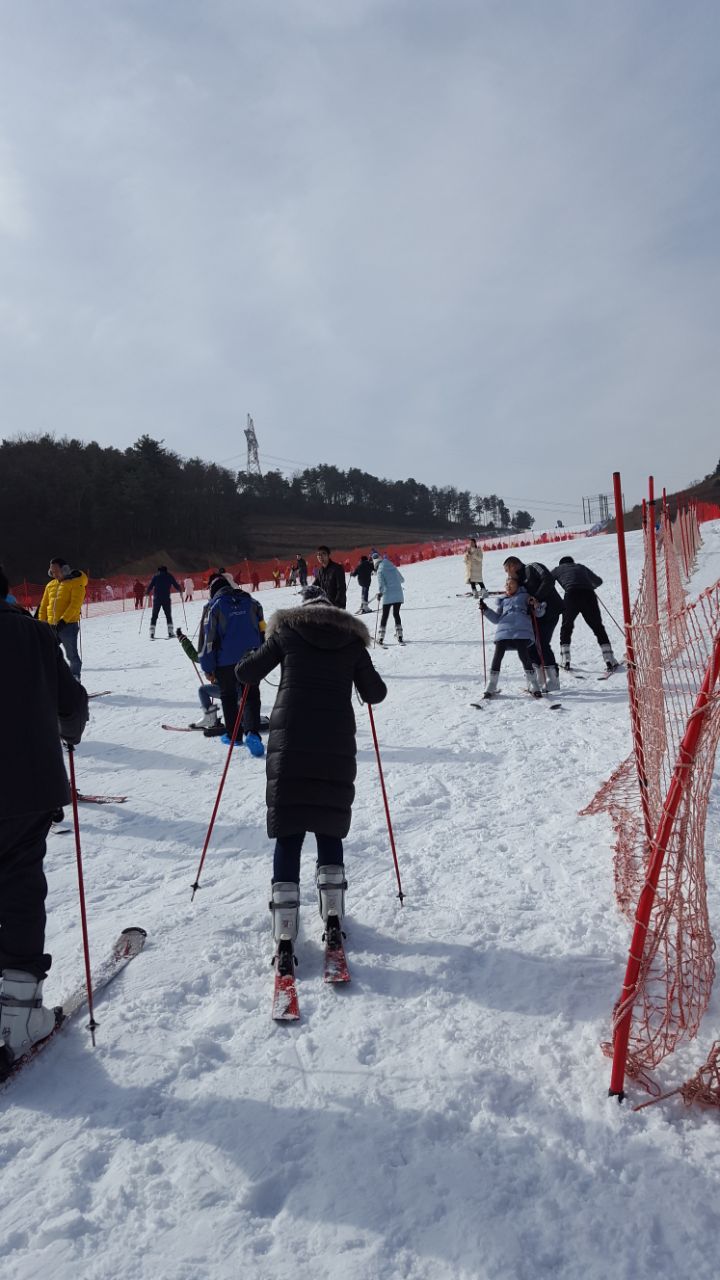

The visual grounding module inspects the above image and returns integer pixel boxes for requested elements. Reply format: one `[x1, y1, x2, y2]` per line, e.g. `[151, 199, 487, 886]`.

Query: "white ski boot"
[191, 706, 219, 731]
[483, 671, 500, 698]
[525, 669, 543, 699]
[316, 865, 346, 947]
[395, 626, 404, 645]
[533, 664, 547, 693]
[167, 624, 174, 639]
[546, 664, 561, 693]
[601, 644, 620, 672]
[377, 627, 386, 646]
[560, 644, 571, 671]
[149, 624, 156, 640]
[0, 970, 57, 1065]
[269, 881, 300, 945]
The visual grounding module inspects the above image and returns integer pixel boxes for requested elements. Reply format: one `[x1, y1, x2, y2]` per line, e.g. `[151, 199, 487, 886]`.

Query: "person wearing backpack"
[197, 576, 266, 754]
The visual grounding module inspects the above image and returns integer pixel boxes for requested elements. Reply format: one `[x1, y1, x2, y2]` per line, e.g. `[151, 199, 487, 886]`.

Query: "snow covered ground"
[3, 525, 720, 1280]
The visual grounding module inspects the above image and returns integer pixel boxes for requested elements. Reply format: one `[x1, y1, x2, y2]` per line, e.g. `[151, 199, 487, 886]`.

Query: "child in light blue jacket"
[479, 580, 544, 698]
[376, 556, 405, 646]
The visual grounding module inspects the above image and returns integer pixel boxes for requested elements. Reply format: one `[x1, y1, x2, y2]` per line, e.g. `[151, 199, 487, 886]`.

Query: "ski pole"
[180, 591, 189, 630]
[191, 684, 250, 900]
[373, 597, 381, 646]
[66, 745, 98, 1044]
[597, 594, 625, 637]
[479, 604, 487, 683]
[138, 597, 147, 634]
[367, 704, 404, 904]
[531, 609, 546, 688]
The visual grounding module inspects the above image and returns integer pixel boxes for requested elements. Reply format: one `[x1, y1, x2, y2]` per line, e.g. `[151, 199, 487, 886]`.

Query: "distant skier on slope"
[197, 576, 266, 754]
[146, 566, 183, 639]
[504, 555, 563, 692]
[463, 538, 485, 598]
[551, 557, 620, 672]
[37, 557, 88, 679]
[350, 554, 374, 614]
[376, 555, 405, 645]
[234, 584, 386, 957]
[0, 565, 89, 1070]
[479, 580, 544, 698]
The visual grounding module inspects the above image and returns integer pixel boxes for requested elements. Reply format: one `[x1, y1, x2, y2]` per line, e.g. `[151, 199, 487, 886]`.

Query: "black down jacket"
[235, 603, 387, 838]
[551, 562, 603, 592]
[0, 600, 89, 819]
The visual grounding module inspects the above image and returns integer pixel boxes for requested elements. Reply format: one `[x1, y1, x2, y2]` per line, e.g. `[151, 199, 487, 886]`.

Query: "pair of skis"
[0, 928, 147, 1088]
[271, 920, 350, 1022]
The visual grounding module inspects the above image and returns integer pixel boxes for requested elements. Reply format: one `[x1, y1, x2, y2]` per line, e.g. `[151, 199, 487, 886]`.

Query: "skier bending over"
[197, 575, 266, 754]
[480, 580, 544, 698]
[234, 585, 386, 960]
[0, 570, 89, 1072]
[376, 555, 405, 645]
[146, 566, 183, 639]
[551, 557, 620, 672]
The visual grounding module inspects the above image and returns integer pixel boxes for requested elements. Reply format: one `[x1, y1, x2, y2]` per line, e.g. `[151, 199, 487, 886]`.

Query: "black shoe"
[203, 722, 226, 738]
[50, 807, 65, 824]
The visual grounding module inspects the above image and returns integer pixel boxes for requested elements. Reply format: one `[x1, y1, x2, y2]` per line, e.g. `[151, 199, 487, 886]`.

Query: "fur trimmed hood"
[266, 603, 371, 648]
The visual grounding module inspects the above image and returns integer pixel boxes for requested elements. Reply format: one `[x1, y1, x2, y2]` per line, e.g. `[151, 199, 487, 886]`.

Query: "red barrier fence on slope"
[9, 525, 597, 616]
[581, 490, 720, 1105]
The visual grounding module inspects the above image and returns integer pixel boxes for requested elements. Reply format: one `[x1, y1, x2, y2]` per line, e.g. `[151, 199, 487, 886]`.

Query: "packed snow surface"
[3, 526, 720, 1280]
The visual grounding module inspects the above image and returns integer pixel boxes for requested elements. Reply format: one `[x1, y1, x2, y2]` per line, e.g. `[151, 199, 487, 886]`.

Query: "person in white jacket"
[464, 539, 485, 597]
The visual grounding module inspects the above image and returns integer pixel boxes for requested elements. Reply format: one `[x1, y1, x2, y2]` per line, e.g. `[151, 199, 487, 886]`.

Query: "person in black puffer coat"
[234, 585, 386, 953]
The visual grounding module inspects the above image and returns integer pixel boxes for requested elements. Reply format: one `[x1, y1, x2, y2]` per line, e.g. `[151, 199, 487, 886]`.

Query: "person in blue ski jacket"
[197, 576, 266, 754]
[375, 556, 405, 646]
[479, 580, 544, 698]
[146, 566, 183, 639]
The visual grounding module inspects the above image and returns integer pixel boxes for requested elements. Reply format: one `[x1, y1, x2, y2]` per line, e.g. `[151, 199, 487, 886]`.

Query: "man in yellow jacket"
[38, 557, 88, 679]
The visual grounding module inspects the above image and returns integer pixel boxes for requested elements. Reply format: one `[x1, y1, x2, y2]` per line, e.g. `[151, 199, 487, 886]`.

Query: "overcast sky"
[2, 1, 719, 526]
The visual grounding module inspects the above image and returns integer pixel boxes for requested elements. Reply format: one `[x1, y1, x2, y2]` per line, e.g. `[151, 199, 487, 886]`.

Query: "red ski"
[271, 942, 300, 1021]
[323, 919, 350, 984]
[77, 793, 128, 805]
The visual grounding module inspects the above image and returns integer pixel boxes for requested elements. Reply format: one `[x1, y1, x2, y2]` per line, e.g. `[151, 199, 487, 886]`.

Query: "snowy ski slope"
[2, 525, 720, 1280]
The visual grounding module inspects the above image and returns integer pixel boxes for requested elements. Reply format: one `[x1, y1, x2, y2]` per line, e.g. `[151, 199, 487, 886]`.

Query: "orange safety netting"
[9, 525, 595, 617]
[582, 500, 720, 1103]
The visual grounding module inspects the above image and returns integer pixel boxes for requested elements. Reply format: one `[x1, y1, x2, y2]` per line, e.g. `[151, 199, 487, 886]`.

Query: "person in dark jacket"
[234, 585, 386, 953]
[314, 546, 347, 609]
[197, 576, 266, 754]
[504, 556, 564, 692]
[133, 579, 146, 609]
[0, 572, 89, 1072]
[551, 556, 619, 671]
[350, 555, 374, 614]
[146, 565, 183, 639]
[296, 555, 308, 587]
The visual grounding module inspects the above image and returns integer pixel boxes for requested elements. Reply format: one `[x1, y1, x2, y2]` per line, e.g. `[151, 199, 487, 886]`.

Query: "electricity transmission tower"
[244, 414, 262, 476]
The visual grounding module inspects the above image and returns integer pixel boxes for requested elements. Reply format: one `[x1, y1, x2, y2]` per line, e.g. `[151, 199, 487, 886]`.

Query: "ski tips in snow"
[0, 927, 147, 1088]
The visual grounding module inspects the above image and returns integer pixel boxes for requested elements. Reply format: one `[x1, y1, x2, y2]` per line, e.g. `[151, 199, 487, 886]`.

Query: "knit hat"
[300, 585, 332, 606]
[209, 575, 230, 598]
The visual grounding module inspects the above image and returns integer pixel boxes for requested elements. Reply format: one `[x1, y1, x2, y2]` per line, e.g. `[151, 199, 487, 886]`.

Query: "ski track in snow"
[3, 527, 720, 1280]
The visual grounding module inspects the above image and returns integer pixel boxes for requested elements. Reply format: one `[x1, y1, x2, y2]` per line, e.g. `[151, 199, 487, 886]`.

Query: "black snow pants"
[150, 598, 173, 629]
[215, 665, 261, 740]
[0, 812, 53, 978]
[490, 639, 538, 674]
[559, 590, 609, 647]
[534, 610, 561, 668]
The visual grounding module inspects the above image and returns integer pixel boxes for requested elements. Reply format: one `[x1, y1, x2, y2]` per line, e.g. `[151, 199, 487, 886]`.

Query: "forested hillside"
[0, 434, 533, 579]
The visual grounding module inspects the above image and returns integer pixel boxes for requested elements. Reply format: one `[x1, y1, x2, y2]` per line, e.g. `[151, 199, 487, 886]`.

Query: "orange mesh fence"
[9, 525, 597, 617]
[582, 498, 720, 1103]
